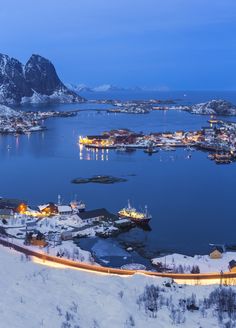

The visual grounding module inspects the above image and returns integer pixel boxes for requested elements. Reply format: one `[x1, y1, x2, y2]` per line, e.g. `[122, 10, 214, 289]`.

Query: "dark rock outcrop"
[0, 53, 84, 105]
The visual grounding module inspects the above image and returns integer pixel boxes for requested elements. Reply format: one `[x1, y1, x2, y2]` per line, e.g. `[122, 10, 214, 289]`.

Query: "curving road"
[1, 237, 236, 285]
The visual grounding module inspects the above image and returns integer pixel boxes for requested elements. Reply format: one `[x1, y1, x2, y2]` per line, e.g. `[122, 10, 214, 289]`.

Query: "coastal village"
[1, 98, 236, 273]
[0, 196, 138, 265]
[0, 106, 77, 134]
[79, 120, 236, 164]
[1, 195, 236, 274]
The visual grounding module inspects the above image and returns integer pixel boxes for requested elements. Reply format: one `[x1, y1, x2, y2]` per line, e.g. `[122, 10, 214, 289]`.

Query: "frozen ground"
[152, 252, 236, 273]
[1, 245, 236, 328]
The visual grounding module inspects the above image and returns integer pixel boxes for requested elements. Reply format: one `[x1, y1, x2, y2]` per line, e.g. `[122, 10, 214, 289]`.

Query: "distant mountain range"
[0, 53, 84, 105]
[66, 83, 149, 93]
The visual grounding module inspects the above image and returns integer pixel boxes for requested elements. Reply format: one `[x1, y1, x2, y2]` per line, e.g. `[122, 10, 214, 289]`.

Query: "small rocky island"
[71, 175, 127, 184]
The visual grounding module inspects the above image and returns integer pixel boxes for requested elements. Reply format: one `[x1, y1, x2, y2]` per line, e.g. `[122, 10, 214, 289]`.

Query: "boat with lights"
[118, 201, 152, 224]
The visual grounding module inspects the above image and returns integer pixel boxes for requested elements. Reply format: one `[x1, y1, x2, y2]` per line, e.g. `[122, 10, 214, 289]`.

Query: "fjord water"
[1, 91, 236, 258]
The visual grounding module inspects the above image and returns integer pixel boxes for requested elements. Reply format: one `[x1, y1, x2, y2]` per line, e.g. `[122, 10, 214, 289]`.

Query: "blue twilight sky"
[0, 0, 236, 90]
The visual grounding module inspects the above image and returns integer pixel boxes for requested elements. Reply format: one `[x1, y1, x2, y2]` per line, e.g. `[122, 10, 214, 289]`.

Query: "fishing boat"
[208, 115, 218, 125]
[118, 201, 152, 225]
[144, 142, 158, 155]
[70, 199, 86, 212]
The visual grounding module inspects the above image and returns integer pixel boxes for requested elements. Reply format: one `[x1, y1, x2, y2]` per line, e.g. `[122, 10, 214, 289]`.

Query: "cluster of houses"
[0, 115, 44, 135]
[199, 122, 236, 163]
[0, 197, 131, 249]
[79, 122, 236, 164]
[79, 128, 202, 150]
[0, 198, 77, 219]
[0, 110, 77, 136]
[210, 246, 236, 272]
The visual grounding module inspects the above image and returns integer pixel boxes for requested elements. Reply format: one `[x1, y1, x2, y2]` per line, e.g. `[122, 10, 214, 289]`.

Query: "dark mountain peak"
[28, 54, 49, 61]
[26, 54, 55, 69]
[0, 53, 84, 105]
[0, 53, 23, 75]
[25, 54, 62, 96]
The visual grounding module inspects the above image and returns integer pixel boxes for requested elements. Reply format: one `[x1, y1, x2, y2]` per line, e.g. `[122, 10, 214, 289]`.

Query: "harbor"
[0, 195, 154, 268]
[0, 109, 78, 135]
[79, 120, 236, 164]
[1, 93, 236, 258]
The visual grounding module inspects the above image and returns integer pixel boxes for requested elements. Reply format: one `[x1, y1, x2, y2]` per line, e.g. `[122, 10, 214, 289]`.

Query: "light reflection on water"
[79, 146, 110, 161]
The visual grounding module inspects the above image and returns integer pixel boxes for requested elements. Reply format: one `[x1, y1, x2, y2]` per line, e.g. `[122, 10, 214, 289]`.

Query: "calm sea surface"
[1, 91, 236, 261]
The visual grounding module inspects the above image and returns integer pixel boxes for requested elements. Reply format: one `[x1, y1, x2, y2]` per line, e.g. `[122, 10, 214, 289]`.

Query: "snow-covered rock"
[0, 104, 19, 117]
[0, 53, 84, 105]
[190, 99, 236, 115]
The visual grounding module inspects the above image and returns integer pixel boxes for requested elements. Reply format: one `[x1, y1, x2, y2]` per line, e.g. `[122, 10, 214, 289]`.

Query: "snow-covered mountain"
[0, 53, 84, 105]
[66, 84, 170, 94]
[92, 84, 126, 92]
[67, 83, 128, 93]
[190, 99, 236, 115]
[66, 83, 93, 93]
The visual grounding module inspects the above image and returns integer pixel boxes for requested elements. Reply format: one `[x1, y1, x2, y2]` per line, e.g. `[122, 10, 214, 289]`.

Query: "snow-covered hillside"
[1, 245, 236, 328]
[190, 99, 236, 115]
[0, 104, 19, 117]
[152, 252, 236, 274]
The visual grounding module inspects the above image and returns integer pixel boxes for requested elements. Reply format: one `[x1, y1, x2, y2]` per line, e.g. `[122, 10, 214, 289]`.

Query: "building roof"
[211, 246, 224, 254]
[229, 260, 236, 268]
[38, 203, 58, 211]
[78, 208, 115, 220]
[38, 204, 50, 211]
[58, 206, 72, 213]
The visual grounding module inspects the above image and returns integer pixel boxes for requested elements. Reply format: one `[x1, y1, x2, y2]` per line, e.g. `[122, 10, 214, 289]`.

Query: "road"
[1, 237, 236, 285]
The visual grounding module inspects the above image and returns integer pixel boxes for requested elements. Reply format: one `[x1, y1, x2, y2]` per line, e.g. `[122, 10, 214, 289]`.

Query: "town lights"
[17, 203, 27, 214]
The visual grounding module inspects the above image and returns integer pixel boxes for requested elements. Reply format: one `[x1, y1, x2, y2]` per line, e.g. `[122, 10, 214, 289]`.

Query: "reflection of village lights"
[26, 132, 31, 140]
[15, 137, 19, 148]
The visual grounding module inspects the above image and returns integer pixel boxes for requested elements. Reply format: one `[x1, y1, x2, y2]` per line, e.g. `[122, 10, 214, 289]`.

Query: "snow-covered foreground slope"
[1, 245, 236, 327]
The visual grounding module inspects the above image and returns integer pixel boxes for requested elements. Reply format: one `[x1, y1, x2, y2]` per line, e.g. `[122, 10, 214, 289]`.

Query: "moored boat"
[70, 199, 86, 212]
[144, 143, 158, 155]
[118, 201, 152, 224]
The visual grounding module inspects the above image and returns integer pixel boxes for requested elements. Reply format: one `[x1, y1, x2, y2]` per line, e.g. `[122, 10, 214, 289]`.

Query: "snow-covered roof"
[38, 204, 50, 211]
[58, 206, 72, 213]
